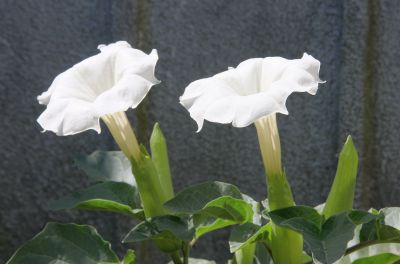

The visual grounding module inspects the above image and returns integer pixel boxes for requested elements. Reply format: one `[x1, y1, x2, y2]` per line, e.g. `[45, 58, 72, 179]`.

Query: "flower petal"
[94, 74, 154, 116]
[215, 58, 263, 96]
[37, 41, 158, 136]
[180, 53, 324, 131]
[37, 99, 100, 136]
[204, 92, 287, 128]
[180, 77, 237, 131]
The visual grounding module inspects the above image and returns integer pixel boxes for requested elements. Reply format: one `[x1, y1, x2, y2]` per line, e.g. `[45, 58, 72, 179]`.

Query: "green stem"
[182, 242, 190, 264]
[255, 115, 303, 264]
[267, 173, 303, 264]
[189, 238, 197, 247]
[170, 251, 183, 264]
[235, 243, 256, 264]
[345, 239, 400, 255]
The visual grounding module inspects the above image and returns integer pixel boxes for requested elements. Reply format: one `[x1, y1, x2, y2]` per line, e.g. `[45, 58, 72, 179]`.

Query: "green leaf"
[193, 194, 259, 238]
[268, 205, 323, 227]
[49, 182, 143, 219]
[165, 182, 253, 246]
[229, 223, 272, 253]
[323, 136, 358, 219]
[75, 150, 135, 185]
[269, 206, 356, 264]
[352, 253, 400, 264]
[168, 258, 216, 264]
[164, 181, 242, 214]
[359, 217, 383, 242]
[311, 213, 356, 263]
[348, 210, 380, 225]
[201, 196, 253, 222]
[359, 208, 400, 243]
[7, 223, 119, 264]
[150, 123, 174, 200]
[242, 194, 262, 225]
[123, 215, 194, 253]
[194, 216, 235, 238]
[254, 243, 272, 264]
[123, 249, 136, 264]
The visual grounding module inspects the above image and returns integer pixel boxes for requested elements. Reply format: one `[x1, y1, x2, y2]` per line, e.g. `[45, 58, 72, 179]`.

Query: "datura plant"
[7, 42, 400, 264]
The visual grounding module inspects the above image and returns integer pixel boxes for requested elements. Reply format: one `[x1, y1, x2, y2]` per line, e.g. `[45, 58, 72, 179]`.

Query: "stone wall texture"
[1, 0, 399, 263]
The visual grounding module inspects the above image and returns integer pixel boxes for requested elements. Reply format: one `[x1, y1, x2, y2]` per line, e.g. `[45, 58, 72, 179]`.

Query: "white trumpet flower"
[180, 53, 324, 132]
[180, 53, 324, 264]
[37, 41, 159, 160]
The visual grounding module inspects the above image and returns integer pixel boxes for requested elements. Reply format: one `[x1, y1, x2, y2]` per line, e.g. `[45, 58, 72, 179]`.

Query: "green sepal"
[267, 171, 295, 211]
[131, 145, 168, 217]
[265, 171, 302, 264]
[323, 136, 358, 219]
[150, 123, 174, 200]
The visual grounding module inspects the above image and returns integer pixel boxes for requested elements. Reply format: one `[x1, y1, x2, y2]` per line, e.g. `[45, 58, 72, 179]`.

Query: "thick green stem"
[345, 239, 400, 256]
[267, 173, 303, 264]
[235, 243, 256, 264]
[270, 223, 303, 264]
[182, 242, 190, 264]
[170, 251, 183, 264]
[255, 114, 303, 264]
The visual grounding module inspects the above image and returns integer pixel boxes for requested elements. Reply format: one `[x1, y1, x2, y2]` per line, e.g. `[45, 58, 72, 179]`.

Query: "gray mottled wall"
[1, 0, 399, 263]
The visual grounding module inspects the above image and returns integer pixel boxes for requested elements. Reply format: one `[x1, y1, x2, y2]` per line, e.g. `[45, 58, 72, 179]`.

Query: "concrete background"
[1, 0, 399, 262]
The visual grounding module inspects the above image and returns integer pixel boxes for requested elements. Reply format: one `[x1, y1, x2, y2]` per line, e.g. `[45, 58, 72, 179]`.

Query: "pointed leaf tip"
[342, 135, 357, 157]
[153, 122, 160, 130]
[323, 136, 359, 218]
[150, 122, 164, 139]
[149, 121, 174, 200]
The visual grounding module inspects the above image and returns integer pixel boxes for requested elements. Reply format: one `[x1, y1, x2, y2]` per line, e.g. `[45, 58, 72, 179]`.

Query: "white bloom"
[37, 41, 159, 136]
[180, 53, 324, 131]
